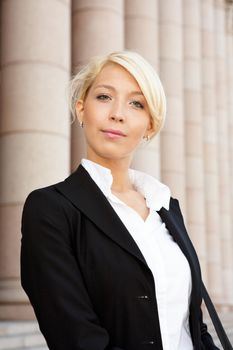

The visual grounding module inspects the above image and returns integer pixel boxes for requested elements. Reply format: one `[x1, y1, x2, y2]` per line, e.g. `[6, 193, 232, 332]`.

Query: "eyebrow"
[94, 84, 144, 96]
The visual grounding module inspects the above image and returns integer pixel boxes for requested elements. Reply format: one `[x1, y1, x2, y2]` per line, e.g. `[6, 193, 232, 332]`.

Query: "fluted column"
[159, 0, 186, 213]
[201, 0, 222, 303]
[215, 0, 233, 307]
[226, 1, 233, 308]
[71, 0, 124, 170]
[183, 0, 207, 277]
[125, 0, 160, 178]
[0, 0, 71, 319]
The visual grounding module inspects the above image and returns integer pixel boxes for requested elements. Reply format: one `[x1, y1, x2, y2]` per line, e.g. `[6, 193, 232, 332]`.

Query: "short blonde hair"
[69, 51, 166, 136]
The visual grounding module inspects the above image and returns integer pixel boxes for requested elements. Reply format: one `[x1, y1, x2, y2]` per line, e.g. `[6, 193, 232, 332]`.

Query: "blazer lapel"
[55, 165, 202, 305]
[157, 198, 202, 305]
[55, 165, 148, 267]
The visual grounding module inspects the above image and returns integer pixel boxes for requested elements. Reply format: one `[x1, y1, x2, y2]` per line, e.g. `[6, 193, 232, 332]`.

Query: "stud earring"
[143, 135, 150, 141]
[79, 121, 83, 128]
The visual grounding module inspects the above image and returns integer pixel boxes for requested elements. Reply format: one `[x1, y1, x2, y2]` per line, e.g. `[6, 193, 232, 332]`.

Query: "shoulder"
[23, 184, 66, 213]
[22, 182, 80, 231]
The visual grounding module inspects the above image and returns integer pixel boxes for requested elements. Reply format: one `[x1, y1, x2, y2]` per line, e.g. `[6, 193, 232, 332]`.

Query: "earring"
[143, 135, 150, 141]
[79, 121, 83, 128]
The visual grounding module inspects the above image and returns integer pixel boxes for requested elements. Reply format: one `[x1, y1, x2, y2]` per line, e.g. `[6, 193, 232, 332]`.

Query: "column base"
[0, 303, 35, 320]
[0, 278, 35, 320]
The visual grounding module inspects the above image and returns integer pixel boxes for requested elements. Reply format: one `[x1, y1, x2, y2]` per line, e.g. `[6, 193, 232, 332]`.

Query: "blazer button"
[137, 295, 149, 300]
[141, 340, 155, 345]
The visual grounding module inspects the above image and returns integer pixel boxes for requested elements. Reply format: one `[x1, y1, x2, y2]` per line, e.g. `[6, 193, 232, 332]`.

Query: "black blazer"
[21, 165, 219, 350]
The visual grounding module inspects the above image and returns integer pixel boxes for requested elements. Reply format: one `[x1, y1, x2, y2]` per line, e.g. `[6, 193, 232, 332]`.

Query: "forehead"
[92, 63, 141, 90]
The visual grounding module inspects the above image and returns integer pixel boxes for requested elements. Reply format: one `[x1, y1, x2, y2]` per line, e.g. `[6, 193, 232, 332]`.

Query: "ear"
[75, 100, 84, 123]
[145, 117, 156, 138]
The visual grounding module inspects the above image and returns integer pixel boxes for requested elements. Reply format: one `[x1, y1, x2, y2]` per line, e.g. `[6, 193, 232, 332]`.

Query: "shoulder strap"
[202, 282, 232, 350]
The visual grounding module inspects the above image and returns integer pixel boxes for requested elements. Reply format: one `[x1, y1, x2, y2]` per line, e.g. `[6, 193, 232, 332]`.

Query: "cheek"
[132, 120, 149, 137]
[83, 103, 106, 126]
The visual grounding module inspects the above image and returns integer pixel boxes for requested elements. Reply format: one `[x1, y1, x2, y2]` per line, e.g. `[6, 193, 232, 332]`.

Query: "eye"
[130, 100, 144, 109]
[96, 94, 111, 101]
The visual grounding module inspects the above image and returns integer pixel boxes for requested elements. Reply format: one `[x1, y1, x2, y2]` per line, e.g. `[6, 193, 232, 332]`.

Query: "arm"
[21, 188, 123, 350]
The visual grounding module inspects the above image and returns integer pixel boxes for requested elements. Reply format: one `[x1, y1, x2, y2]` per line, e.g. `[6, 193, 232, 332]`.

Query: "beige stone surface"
[160, 133, 185, 171]
[0, 65, 70, 136]
[0, 304, 35, 321]
[159, 24, 183, 61]
[72, 0, 124, 65]
[1, 0, 70, 68]
[0, 279, 26, 304]
[0, 0, 71, 319]
[72, 0, 123, 12]
[186, 188, 205, 224]
[186, 157, 204, 187]
[214, 0, 233, 304]
[205, 201, 219, 229]
[203, 116, 218, 143]
[184, 61, 201, 90]
[204, 173, 219, 202]
[0, 134, 69, 204]
[203, 143, 218, 173]
[162, 172, 186, 209]
[125, 0, 160, 178]
[165, 96, 184, 131]
[0, 205, 22, 278]
[70, 122, 87, 172]
[201, 0, 223, 303]
[226, 15, 233, 305]
[158, 0, 182, 24]
[202, 0, 215, 31]
[186, 124, 203, 156]
[71, 0, 124, 168]
[184, 91, 201, 122]
[160, 61, 183, 97]
[132, 141, 161, 179]
[159, 0, 186, 215]
[125, 0, 159, 69]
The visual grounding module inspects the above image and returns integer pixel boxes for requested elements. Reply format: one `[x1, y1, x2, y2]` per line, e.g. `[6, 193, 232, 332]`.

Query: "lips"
[102, 129, 126, 137]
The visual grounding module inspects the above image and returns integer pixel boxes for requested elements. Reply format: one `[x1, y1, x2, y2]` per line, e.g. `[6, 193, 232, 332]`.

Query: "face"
[76, 63, 154, 165]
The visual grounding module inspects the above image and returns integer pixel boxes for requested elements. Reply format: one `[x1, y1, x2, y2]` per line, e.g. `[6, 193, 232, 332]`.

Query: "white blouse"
[81, 158, 193, 350]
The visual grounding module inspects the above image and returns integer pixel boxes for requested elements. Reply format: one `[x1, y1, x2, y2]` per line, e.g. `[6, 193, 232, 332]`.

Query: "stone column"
[125, 0, 160, 178]
[183, 0, 207, 278]
[226, 1, 233, 308]
[215, 0, 233, 307]
[0, 0, 71, 319]
[159, 0, 186, 213]
[201, 0, 222, 303]
[71, 0, 124, 170]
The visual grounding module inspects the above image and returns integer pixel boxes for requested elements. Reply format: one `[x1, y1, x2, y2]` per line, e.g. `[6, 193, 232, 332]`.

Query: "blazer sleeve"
[20, 188, 123, 350]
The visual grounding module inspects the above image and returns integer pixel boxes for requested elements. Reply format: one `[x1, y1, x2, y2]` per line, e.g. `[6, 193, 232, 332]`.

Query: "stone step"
[0, 322, 40, 337]
[14, 348, 47, 350]
[0, 334, 47, 350]
[0, 322, 48, 350]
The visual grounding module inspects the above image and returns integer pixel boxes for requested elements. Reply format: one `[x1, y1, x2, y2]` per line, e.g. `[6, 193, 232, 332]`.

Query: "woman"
[21, 51, 219, 350]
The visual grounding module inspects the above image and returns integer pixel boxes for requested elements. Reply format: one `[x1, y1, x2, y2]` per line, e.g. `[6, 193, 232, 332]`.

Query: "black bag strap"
[202, 282, 233, 350]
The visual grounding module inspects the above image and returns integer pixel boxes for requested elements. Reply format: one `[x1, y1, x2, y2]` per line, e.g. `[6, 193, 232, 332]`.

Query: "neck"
[86, 154, 134, 192]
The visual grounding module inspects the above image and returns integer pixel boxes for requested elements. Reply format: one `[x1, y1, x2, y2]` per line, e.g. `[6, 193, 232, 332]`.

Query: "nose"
[109, 114, 124, 123]
[109, 100, 125, 123]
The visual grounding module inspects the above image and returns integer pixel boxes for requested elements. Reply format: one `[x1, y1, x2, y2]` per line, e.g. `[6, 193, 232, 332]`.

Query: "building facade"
[0, 0, 233, 320]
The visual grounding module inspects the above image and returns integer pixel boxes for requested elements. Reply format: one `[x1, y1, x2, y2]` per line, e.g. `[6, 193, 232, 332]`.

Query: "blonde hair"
[69, 51, 166, 136]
